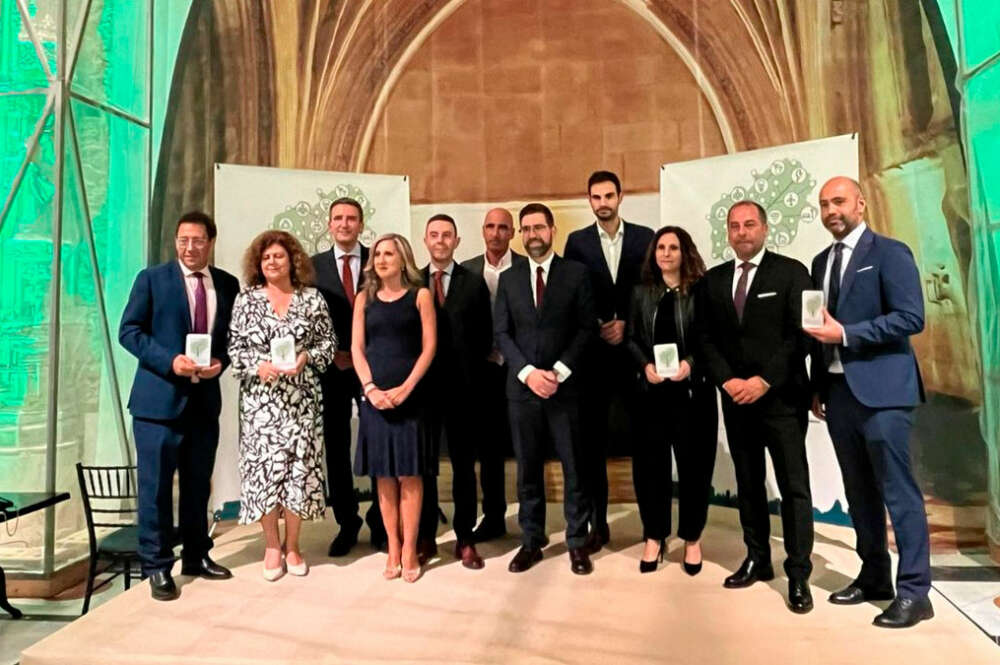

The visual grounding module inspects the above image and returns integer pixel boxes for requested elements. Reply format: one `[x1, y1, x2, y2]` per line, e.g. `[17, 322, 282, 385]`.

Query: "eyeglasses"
[176, 237, 209, 248]
[520, 224, 549, 236]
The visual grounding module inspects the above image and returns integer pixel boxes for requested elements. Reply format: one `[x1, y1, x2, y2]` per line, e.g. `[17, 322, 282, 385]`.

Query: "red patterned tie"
[193, 272, 208, 333]
[341, 255, 355, 308]
[535, 265, 545, 309]
[433, 270, 446, 306]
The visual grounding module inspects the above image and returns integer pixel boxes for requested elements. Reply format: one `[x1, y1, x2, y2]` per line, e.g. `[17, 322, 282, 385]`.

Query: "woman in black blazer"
[627, 226, 718, 574]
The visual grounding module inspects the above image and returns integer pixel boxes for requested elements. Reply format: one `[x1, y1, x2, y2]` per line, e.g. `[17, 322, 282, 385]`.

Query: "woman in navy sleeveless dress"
[351, 233, 436, 582]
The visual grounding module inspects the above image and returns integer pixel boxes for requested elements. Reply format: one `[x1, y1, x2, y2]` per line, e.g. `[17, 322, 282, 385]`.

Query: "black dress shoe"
[328, 518, 363, 557]
[471, 518, 507, 543]
[417, 537, 439, 565]
[149, 571, 178, 601]
[787, 579, 814, 614]
[873, 597, 934, 628]
[828, 584, 895, 605]
[569, 548, 593, 575]
[508, 547, 543, 573]
[584, 525, 610, 554]
[723, 558, 774, 588]
[180, 556, 232, 580]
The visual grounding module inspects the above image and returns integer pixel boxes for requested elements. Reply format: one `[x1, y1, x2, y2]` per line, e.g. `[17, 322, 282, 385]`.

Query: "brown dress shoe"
[455, 541, 485, 570]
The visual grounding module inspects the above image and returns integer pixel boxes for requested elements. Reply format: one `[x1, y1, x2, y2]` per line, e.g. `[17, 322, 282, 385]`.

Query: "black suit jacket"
[311, 245, 368, 361]
[460, 250, 529, 278]
[563, 221, 654, 322]
[698, 250, 812, 413]
[494, 255, 597, 401]
[422, 263, 493, 390]
[119, 261, 240, 420]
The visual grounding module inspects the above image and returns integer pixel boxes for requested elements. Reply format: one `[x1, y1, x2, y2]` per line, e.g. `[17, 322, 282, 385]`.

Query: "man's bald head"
[482, 207, 515, 259]
[819, 176, 866, 240]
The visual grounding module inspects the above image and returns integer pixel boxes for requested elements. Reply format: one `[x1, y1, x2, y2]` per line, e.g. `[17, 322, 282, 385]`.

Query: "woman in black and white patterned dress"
[228, 230, 336, 581]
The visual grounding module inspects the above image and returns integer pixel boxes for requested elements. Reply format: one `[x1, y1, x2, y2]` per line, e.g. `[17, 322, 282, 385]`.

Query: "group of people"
[118, 170, 933, 629]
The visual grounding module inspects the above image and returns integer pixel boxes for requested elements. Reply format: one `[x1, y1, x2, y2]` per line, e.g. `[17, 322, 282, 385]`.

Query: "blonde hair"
[362, 233, 424, 304]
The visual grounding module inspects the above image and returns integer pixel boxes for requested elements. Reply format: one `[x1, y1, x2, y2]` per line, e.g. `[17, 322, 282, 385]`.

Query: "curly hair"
[242, 230, 315, 288]
[362, 233, 424, 304]
[640, 226, 706, 295]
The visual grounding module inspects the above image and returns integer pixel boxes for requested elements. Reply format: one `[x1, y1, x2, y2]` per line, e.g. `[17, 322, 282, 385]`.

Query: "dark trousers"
[826, 376, 931, 599]
[580, 344, 635, 531]
[434, 397, 481, 542]
[509, 397, 590, 550]
[721, 399, 813, 580]
[633, 383, 718, 542]
[322, 368, 383, 538]
[133, 400, 218, 575]
[478, 362, 510, 523]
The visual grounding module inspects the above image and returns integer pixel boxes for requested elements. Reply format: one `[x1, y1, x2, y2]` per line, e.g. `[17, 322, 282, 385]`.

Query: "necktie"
[192, 272, 208, 334]
[535, 265, 545, 309]
[433, 270, 446, 306]
[827, 242, 845, 317]
[341, 255, 355, 308]
[733, 261, 753, 322]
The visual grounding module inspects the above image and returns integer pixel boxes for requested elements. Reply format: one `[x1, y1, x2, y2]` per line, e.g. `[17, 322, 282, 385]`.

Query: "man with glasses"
[119, 211, 241, 601]
[494, 203, 597, 575]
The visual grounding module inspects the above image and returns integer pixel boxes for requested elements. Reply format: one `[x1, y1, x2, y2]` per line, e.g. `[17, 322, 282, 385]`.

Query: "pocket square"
[757, 292, 777, 298]
[856, 265, 874, 273]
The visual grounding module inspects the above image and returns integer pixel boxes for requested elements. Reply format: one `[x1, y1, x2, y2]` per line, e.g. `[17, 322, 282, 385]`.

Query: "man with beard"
[806, 177, 932, 628]
[494, 203, 597, 575]
[460, 208, 528, 541]
[422, 214, 494, 568]
[564, 171, 653, 551]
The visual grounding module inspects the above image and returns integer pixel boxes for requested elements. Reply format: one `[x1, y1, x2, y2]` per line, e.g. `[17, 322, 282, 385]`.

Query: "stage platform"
[21, 504, 998, 665]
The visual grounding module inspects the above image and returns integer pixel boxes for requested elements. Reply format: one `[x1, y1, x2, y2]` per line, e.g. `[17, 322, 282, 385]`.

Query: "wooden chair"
[75, 463, 141, 615]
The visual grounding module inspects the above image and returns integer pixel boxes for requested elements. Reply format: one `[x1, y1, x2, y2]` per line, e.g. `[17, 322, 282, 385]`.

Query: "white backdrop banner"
[211, 164, 411, 512]
[660, 134, 859, 516]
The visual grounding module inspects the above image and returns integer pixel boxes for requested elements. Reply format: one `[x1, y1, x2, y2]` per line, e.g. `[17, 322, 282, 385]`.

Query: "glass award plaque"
[270, 335, 297, 371]
[185, 334, 212, 368]
[802, 290, 825, 328]
[654, 343, 679, 378]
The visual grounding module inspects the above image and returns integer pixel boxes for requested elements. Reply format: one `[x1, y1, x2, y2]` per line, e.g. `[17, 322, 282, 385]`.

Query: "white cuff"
[553, 361, 572, 383]
[517, 365, 536, 384]
[840, 325, 848, 347]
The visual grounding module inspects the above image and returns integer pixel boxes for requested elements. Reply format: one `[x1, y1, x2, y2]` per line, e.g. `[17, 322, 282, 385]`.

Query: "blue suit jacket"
[119, 261, 241, 420]
[810, 227, 925, 409]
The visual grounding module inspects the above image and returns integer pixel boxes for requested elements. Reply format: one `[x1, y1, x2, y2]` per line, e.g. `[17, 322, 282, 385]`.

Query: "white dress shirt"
[429, 260, 455, 297]
[179, 260, 217, 332]
[822, 222, 867, 372]
[597, 221, 625, 283]
[333, 243, 362, 293]
[482, 249, 513, 307]
[517, 252, 572, 384]
[730, 246, 768, 298]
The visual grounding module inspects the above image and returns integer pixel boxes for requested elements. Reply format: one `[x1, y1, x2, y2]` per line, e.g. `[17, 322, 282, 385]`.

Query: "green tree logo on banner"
[271, 185, 378, 253]
[707, 158, 819, 260]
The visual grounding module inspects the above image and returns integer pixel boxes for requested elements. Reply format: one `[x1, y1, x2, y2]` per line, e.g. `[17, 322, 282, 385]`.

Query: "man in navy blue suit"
[806, 177, 933, 628]
[119, 211, 240, 601]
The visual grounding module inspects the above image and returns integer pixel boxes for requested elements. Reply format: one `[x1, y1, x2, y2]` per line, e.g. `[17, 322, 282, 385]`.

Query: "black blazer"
[422, 262, 493, 390]
[697, 251, 812, 413]
[311, 245, 368, 357]
[564, 221, 654, 322]
[119, 260, 240, 420]
[494, 255, 597, 401]
[460, 250, 529, 277]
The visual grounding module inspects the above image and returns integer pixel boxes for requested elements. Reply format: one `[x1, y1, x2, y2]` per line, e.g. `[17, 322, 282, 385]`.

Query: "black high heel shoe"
[639, 539, 665, 574]
[682, 541, 702, 576]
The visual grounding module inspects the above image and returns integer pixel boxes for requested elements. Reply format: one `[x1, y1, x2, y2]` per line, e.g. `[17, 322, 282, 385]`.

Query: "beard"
[595, 207, 615, 219]
[526, 239, 550, 259]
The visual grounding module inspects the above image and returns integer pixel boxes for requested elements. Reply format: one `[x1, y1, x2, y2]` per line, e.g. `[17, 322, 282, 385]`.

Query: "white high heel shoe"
[286, 555, 308, 577]
[262, 552, 286, 581]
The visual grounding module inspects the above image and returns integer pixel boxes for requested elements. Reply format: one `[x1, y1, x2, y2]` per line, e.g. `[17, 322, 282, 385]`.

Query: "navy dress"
[354, 289, 437, 478]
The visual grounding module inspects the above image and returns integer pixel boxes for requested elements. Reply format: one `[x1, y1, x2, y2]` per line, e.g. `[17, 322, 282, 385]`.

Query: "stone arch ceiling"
[154, 1, 809, 251]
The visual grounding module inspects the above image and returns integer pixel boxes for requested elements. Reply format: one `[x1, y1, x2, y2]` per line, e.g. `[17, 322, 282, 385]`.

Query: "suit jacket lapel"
[169, 261, 193, 333]
[208, 266, 228, 337]
[585, 224, 614, 281]
[615, 221, 641, 284]
[717, 261, 739, 329]
[325, 249, 348, 300]
[836, 228, 874, 310]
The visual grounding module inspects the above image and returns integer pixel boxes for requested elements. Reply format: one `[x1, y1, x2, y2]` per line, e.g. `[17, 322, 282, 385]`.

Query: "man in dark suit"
[806, 177, 932, 628]
[564, 170, 653, 551]
[311, 197, 384, 555]
[460, 207, 528, 542]
[495, 203, 597, 575]
[119, 211, 240, 600]
[421, 214, 494, 568]
[698, 200, 815, 613]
